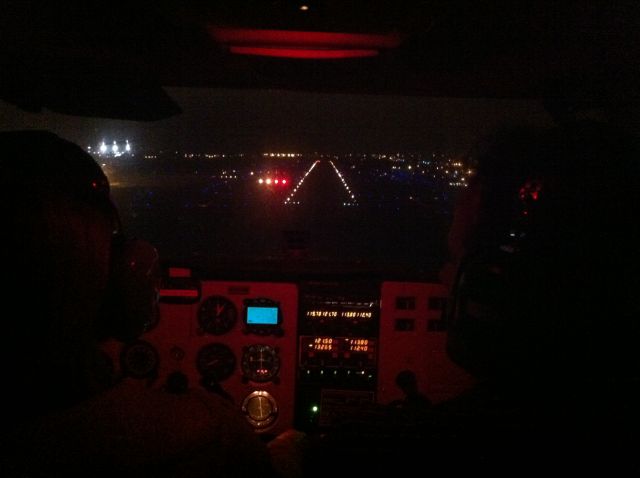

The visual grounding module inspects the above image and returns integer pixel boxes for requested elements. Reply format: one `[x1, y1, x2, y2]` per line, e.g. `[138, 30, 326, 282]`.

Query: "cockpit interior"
[2, 1, 639, 475]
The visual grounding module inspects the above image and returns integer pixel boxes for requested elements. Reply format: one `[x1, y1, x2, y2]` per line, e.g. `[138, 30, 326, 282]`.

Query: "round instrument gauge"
[196, 343, 236, 382]
[241, 344, 280, 383]
[242, 390, 278, 430]
[198, 295, 237, 335]
[120, 340, 159, 379]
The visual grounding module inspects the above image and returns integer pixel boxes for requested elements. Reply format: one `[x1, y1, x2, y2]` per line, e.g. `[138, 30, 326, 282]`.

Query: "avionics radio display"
[305, 310, 373, 320]
[309, 337, 339, 352]
[300, 336, 377, 356]
[345, 338, 371, 352]
[298, 288, 380, 340]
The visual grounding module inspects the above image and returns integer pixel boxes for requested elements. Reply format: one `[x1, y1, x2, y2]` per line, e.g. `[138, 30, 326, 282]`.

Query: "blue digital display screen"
[246, 306, 279, 325]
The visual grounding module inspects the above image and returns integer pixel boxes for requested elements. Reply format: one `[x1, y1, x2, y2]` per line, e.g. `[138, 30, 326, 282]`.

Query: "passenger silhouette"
[437, 120, 640, 473]
[0, 131, 274, 477]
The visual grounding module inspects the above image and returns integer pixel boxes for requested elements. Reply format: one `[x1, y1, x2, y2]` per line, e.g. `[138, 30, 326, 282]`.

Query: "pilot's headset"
[1, 131, 159, 343]
[67, 138, 161, 343]
[446, 122, 639, 381]
[86, 174, 160, 344]
[98, 210, 161, 343]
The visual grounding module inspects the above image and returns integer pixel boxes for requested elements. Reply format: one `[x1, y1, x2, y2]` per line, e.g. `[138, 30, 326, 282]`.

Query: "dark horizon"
[1, 89, 553, 155]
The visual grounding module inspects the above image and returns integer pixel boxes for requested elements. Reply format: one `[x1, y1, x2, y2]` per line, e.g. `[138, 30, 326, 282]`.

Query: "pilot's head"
[1, 131, 118, 323]
[0, 131, 118, 413]
[444, 122, 639, 388]
[0, 131, 157, 417]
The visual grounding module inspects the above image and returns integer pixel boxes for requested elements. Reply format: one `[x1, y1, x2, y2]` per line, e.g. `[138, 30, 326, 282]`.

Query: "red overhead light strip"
[209, 27, 402, 59]
[230, 46, 379, 59]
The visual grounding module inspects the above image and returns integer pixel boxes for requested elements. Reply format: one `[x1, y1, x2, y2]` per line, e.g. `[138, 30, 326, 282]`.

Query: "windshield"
[1, 89, 552, 278]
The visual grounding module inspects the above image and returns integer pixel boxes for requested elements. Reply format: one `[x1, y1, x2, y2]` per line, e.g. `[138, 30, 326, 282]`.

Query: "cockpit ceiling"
[1, 1, 638, 120]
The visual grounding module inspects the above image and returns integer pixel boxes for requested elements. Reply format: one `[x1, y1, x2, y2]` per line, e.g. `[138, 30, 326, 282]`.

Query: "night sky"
[1, 89, 552, 154]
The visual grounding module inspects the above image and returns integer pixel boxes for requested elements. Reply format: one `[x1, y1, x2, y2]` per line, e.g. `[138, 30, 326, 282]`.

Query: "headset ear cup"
[447, 243, 551, 380]
[98, 237, 160, 342]
[445, 248, 514, 377]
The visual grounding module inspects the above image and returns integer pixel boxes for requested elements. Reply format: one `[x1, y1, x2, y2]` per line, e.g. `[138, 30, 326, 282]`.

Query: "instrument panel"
[107, 270, 475, 435]
[118, 278, 298, 436]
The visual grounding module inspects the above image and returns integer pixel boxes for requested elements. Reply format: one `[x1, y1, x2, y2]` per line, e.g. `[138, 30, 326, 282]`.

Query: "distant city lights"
[95, 148, 473, 202]
[262, 152, 302, 158]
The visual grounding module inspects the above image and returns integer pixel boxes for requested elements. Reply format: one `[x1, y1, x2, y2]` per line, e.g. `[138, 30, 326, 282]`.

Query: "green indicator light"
[311, 405, 319, 413]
